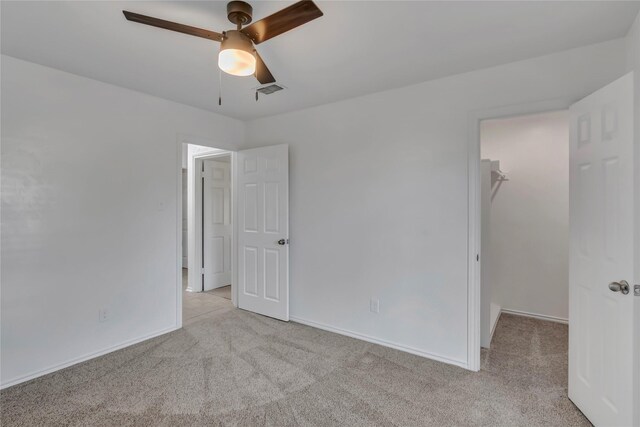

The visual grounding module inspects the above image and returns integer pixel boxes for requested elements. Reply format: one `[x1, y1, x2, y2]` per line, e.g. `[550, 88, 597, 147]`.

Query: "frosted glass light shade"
[218, 48, 256, 76]
[218, 30, 256, 77]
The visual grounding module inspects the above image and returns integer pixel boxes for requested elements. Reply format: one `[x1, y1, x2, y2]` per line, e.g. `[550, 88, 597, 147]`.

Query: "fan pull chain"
[218, 67, 222, 106]
[254, 50, 259, 102]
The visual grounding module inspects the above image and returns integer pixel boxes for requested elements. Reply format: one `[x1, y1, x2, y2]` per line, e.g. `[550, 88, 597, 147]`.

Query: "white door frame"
[191, 151, 237, 306]
[466, 98, 569, 371]
[175, 135, 239, 329]
[175, 140, 183, 328]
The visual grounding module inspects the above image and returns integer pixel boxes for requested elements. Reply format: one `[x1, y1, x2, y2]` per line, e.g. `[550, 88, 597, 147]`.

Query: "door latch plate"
[634, 285, 640, 296]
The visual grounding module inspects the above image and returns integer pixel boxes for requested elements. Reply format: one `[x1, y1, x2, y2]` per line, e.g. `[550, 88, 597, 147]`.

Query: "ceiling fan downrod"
[226, 1, 253, 27]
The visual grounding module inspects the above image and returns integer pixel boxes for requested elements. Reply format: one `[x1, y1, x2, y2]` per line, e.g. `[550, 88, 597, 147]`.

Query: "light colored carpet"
[1, 306, 589, 426]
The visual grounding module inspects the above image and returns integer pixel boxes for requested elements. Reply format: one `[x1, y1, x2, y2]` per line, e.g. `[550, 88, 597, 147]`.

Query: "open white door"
[569, 73, 636, 426]
[203, 160, 232, 290]
[237, 144, 289, 321]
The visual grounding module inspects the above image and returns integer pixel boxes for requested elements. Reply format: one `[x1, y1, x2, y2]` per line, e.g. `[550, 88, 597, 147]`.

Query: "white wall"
[0, 55, 244, 387]
[244, 39, 627, 366]
[481, 111, 569, 321]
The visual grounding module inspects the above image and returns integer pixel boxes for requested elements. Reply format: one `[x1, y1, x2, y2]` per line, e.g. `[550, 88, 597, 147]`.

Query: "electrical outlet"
[99, 308, 109, 322]
[370, 298, 380, 314]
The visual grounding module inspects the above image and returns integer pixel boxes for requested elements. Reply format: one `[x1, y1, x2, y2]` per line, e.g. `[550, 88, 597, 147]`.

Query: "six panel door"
[203, 160, 232, 290]
[568, 73, 635, 427]
[237, 144, 289, 321]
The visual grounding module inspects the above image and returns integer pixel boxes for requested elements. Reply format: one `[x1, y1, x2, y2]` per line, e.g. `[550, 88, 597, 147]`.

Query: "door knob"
[277, 239, 288, 246]
[609, 280, 630, 295]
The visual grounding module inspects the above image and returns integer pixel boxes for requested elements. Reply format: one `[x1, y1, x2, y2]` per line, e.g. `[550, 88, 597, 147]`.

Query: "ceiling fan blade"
[122, 11, 223, 42]
[241, 0, 323, 44]
[254, 50, 276, 84]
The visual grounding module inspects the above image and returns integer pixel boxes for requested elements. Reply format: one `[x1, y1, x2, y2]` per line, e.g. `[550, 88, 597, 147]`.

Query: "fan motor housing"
[227, 1, 253, 26]
[220, 30, 253, 52]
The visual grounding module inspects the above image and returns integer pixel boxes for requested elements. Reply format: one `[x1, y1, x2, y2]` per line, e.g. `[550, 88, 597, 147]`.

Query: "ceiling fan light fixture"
[218, 30, 256, 77]
[123, 0, 324, 86]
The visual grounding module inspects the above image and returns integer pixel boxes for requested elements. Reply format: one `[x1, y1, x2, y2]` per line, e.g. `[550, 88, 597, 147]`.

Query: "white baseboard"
[289, 315, 469, 370]
[0, 325, 179, 390]
[500, 308, 568, 324]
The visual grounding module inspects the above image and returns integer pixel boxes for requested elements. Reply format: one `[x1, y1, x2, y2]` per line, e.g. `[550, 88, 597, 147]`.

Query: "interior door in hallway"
[568, 72, 636, 427]
[237, 144, 289, 321]
[203, 159, 232, 291]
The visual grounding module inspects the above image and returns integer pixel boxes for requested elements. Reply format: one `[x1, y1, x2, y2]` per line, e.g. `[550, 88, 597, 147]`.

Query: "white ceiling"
[2, 1, 639, 120]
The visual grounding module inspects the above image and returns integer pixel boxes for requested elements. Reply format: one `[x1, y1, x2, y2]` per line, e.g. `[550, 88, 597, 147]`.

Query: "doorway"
[479, 110, 570, 349]
[468, 73, 636, 426]
[182, 144, 235, 324]
[180, 143, 291, 323]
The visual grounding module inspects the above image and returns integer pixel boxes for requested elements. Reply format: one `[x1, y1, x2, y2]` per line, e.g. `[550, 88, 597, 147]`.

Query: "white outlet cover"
[370, 298, 380, 313]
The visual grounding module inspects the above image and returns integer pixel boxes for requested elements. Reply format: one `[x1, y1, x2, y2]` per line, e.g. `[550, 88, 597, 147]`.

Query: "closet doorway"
[478, 110, 570, 348]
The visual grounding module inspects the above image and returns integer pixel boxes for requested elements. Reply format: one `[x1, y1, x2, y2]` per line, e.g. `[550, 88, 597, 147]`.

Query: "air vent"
[257, 84, 284, 95]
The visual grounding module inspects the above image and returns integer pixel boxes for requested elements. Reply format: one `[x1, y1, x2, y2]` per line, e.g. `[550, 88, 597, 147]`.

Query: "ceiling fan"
[122, 1, 323, 87]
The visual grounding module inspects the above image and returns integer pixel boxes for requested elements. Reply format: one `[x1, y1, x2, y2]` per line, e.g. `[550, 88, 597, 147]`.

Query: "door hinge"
[476, 254, 479, 262]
